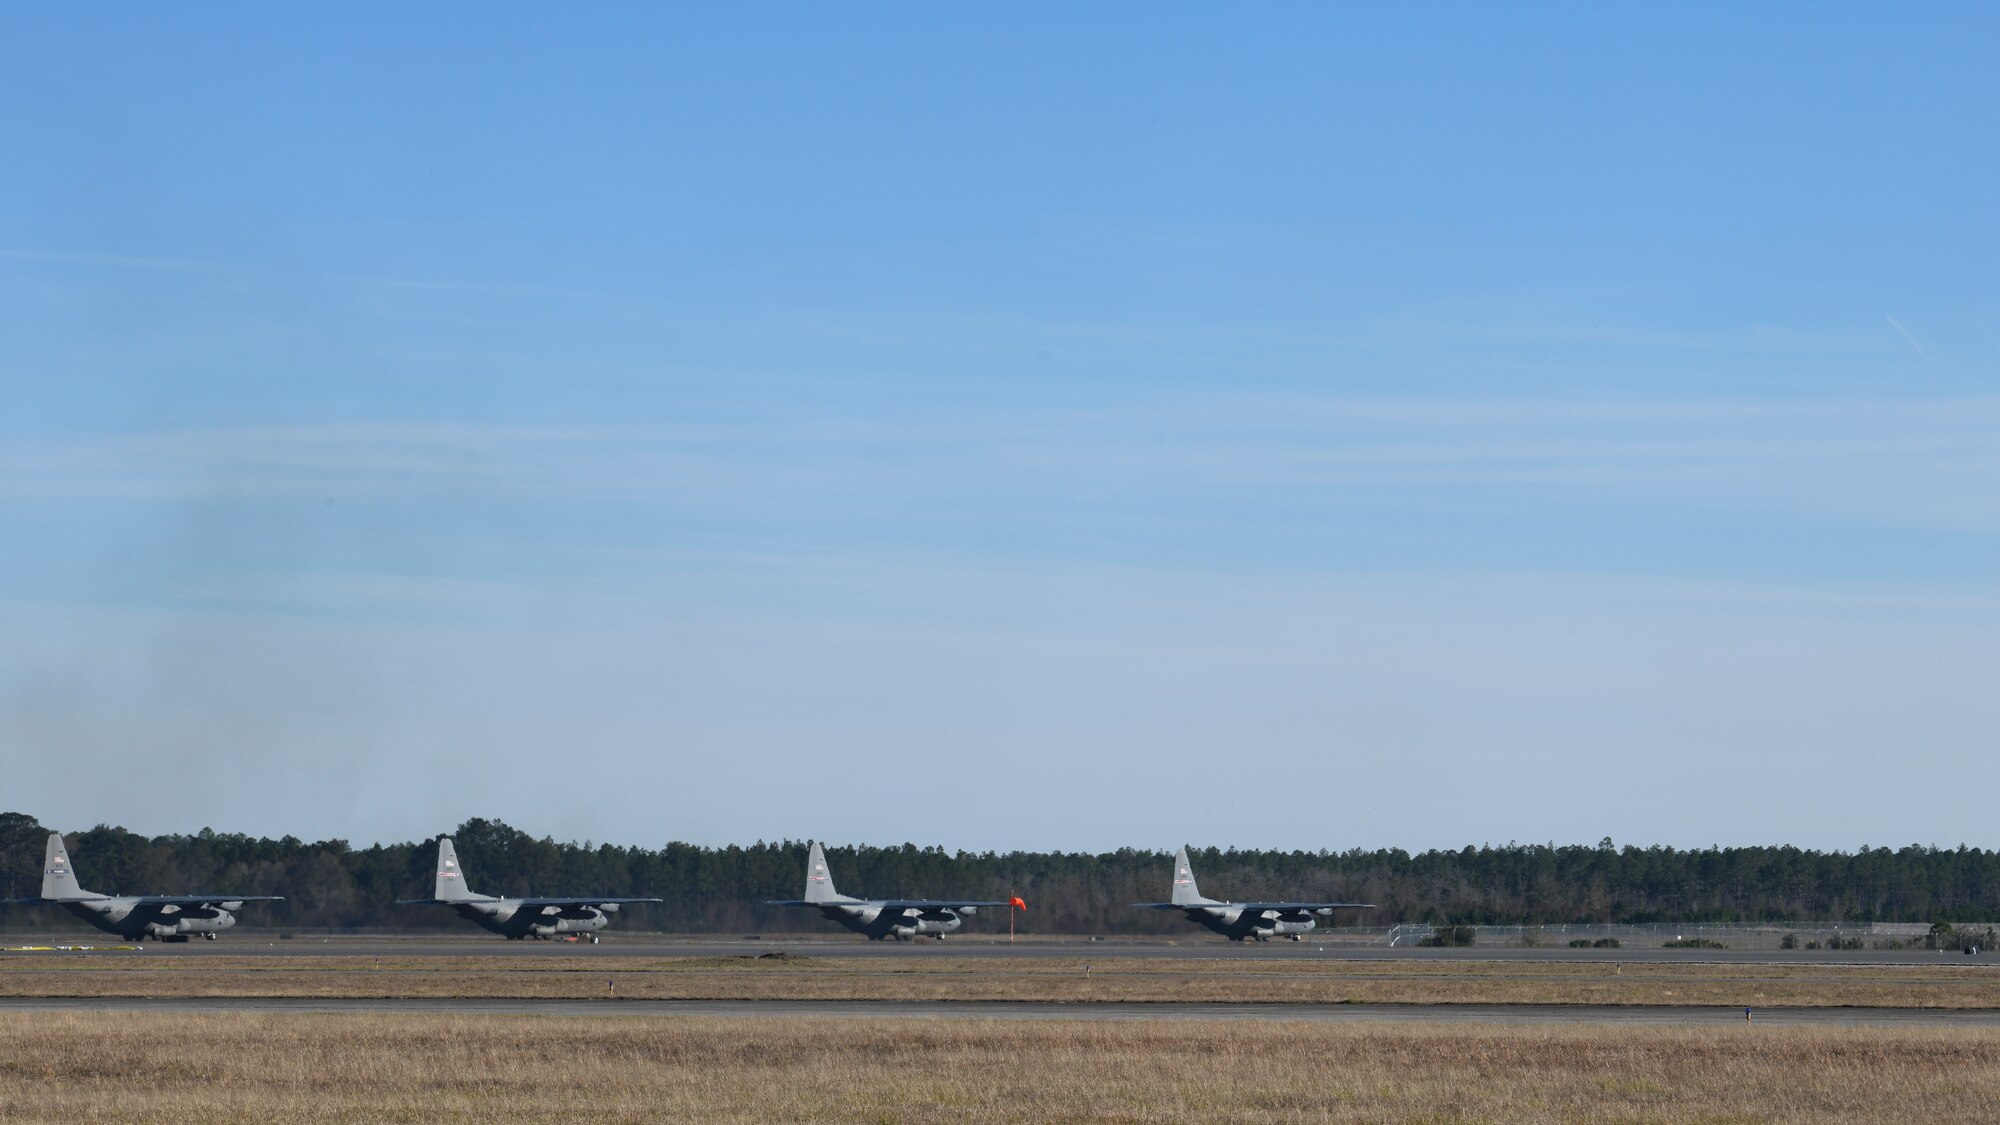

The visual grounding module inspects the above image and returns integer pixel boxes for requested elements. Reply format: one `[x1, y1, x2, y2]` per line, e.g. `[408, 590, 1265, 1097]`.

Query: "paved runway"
[5, 933, 1982, 967]
[2, 995, 1994, 1026]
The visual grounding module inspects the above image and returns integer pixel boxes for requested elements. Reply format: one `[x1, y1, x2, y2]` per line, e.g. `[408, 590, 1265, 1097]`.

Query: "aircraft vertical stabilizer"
[804, 842, 841, 904]
[41, 834, 88, 901]
[432, 838, 482, 902]
[1170, 846, 1207, 906]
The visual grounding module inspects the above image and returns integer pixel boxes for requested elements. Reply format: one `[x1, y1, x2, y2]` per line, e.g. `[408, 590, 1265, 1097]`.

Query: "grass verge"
[4, 1012, 2000, 1123]
[5, 954, 2000, 1007]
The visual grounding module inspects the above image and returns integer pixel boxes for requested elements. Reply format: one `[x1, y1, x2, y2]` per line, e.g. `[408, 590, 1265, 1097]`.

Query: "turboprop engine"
[526, 905, 609, 938]
[1235, 909, 1316, 942]
[145, 906, 235, 939]
[887, 908, 965, 939]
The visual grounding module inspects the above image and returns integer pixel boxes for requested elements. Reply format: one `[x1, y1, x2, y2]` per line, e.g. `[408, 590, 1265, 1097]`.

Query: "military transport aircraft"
[1134, 846, 1374, 941]
[766, 841, 1023, 940]
[2, 833, 282, 941]
[396, 837, 660, 940]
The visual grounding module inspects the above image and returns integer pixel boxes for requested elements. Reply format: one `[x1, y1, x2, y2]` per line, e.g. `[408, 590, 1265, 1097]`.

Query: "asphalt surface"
[1, 995, 1993, 1025]
[4, 933, 1985, 967]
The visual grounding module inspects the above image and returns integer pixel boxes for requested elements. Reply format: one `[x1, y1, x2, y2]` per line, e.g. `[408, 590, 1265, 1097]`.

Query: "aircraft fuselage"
[820, 903, 972, 940]
[451, 900, 614, 940]
[60, 898, 241, 941]
[1187, 906, 1321, 942]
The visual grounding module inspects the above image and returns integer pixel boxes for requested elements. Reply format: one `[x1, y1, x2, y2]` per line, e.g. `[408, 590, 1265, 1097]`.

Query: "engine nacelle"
[913, 909, 963, 935]
[526, 905, 609, 936]
[176, 908, 235, 935]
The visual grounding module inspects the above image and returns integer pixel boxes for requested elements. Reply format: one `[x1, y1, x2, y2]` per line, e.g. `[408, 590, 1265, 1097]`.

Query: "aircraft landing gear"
[204, 932, 218, 940]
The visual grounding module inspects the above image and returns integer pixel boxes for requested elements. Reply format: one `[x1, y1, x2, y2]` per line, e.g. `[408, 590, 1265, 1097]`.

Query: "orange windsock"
[1010, 896, 1027, 912]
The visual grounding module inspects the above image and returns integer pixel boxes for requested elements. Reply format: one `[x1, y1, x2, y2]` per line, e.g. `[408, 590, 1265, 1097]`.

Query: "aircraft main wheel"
[204, 933, 218, 940]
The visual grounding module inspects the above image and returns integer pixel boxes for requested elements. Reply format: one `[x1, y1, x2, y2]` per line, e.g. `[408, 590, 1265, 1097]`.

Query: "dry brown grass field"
[3, 1012, 1999, 1123]
[5, 953, 2000, 1008]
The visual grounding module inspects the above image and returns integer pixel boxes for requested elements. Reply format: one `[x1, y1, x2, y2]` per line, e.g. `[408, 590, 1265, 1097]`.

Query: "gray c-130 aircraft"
[1134, 846, 1374, 941]
[3, 833, 283, 941]
[766, 841, 1023, 940]
[396, 837, 661, 940]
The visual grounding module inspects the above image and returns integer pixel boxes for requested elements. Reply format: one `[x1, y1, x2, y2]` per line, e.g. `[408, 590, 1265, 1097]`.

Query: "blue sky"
[2, 6, 1995, 852]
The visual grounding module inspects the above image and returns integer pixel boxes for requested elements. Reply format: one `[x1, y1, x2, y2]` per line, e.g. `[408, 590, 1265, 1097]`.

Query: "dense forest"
[3, 812, 1997, 933]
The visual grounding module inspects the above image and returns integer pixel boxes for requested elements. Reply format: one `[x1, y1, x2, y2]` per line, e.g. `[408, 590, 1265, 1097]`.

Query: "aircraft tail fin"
[804, 842, 840, 904]
[41, 834, 88, 901]
[1170, 846, 1206, 906]
[432, 838, 481, 902]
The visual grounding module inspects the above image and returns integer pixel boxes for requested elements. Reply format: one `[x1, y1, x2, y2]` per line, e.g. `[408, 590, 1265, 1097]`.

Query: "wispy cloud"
[0, 248, 235, 274]
[0, 247, 637, 305]
[1885, 314, 1931, 360]
[4, 394, 1996, 535]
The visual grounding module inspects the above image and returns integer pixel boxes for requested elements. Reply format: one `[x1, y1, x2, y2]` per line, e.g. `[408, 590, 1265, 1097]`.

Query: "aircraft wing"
[871, 899, 1016, 909]
[766, 899, 1016, 909]
[514, 897, 662, 907]
[1226, 901, 1376, 911]
[131, 896, 285, 906]
[1131, 901, 1375, 911]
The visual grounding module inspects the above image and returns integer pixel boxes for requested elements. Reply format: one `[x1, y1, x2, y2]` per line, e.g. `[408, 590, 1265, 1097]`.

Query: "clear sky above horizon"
[3, 6, 1995, 854]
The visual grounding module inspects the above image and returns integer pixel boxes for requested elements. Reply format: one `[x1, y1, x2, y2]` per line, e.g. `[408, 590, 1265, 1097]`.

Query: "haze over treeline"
[4, 812, 1997, 933]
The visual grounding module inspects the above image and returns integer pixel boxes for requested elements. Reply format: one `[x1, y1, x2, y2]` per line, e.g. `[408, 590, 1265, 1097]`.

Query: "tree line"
[3, 813, 1996, 933]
